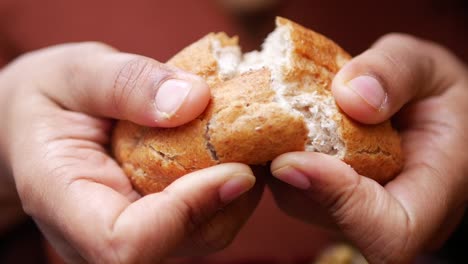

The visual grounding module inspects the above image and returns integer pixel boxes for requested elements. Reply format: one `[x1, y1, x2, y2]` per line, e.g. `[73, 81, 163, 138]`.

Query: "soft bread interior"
[211, 22, 345, 158]
[212, 39, 242, 80]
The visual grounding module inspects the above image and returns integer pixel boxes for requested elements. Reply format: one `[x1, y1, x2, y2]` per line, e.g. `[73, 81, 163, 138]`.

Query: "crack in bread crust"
[147, 145, 186, 171]
[356, 147, 391, 156]
[205, 119, 220, 162]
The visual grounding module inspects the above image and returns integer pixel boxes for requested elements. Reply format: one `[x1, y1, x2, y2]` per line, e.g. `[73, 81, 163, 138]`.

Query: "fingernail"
[155, 79, 191, 118]
[347, 75, 386, 110]
[272, 166, 310, 190]
[219, 174, 255, 203]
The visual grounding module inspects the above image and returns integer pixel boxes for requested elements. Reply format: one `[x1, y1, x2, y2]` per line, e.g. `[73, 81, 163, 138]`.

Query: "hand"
[0, 43, 263, 263]
[268, 34, 468, 263]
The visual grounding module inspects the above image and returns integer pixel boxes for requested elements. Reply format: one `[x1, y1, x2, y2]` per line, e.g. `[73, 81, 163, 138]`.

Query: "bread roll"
[112, 17, 403, 195]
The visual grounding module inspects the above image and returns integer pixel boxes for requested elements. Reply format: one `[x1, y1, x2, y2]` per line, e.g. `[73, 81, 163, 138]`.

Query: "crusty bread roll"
[112, 17, 402, 195]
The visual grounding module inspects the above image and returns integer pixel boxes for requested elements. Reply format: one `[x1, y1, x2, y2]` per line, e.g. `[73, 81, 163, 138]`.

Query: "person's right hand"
[0, 42, 264, 263]
[268, 34, 468, 262]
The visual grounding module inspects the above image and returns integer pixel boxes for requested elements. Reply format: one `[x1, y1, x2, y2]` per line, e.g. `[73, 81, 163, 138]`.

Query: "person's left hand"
[0, 42, 264, 263]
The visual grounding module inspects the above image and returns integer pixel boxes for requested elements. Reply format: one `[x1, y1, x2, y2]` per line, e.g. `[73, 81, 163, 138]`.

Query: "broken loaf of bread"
[112, 17, 403, 195]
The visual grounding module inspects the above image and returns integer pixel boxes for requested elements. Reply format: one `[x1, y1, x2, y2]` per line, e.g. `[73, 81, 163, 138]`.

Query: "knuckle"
[111, 57, 169, 115]
[373, 33, 447, 75]
[5, 42, 116, 74]
[72, 41, 117, 54]
[377, 32, 449, 55]
[369, 46, 403, 73]
[368, 33, 462, 100]
[372, 33, 427, 67]
[67, 41, 116, 67]
[46, 42, 116, 63]
[376, 32, 421, 46]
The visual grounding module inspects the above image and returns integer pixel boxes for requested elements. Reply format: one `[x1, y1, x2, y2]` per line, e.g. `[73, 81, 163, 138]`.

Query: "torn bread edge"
[212, 17, 347, 158]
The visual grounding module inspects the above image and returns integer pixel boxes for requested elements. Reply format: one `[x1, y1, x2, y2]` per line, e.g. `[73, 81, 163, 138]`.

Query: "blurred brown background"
[0, 0, 466, 263]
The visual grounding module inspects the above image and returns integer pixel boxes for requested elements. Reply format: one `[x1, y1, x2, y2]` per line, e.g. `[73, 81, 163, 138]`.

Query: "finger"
[332, 33, 464, 124]
[21, 141, 255, 262]
[28, 161, 255, 263]
[110, 163, 256, 262]
[12, 103, 255, 261]
[15, 137, 140, 262]
[270, 152, 414, 263]
[36, 42, 210, 127]
[175, 172, 264, 256]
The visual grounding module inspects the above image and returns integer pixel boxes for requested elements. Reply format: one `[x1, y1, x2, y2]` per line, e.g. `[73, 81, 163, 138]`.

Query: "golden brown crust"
[341, 118, 403, 182]
[112, 33, 237, 194]
[278, 17, 402, 182]
[209, 69, 308, 164]
[112, 18, 403, 194]
[279, 16, 351, 92]
[315, 244, 367, 264]
[112, 119, 218, 194]
[167, 32, 238, 86]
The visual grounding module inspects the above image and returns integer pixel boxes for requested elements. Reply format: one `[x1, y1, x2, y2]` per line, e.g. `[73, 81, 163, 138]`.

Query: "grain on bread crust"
[275, 18, 402, 183]
[112, 17, 402, 195]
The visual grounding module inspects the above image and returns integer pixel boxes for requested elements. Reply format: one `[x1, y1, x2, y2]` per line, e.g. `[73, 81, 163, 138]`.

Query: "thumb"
[112, 163, 256, 261]
[41, 162, 256, 262]
[271, 152, 413, 263]
[332, 33, 461, 124]
[36, 42, 210, 127]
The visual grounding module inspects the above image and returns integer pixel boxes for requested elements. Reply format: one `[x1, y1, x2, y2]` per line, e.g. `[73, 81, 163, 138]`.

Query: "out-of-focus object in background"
[314, 244, 368, 264]
[217, 0, 280, 13]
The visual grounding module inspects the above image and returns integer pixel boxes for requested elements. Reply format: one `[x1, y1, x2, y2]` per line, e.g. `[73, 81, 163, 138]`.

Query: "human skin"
[0, 42, 264, 263]
[270, 34, 468, 263]
[0, 33, 467, 263]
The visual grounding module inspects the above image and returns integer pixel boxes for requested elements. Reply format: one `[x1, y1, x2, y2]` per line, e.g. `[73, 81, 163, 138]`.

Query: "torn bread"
[112, 17, 403, 195]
